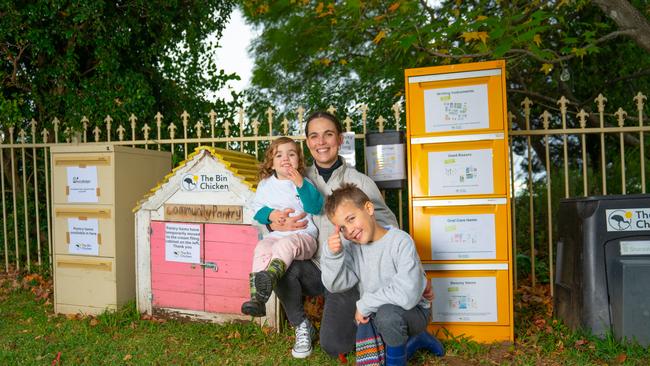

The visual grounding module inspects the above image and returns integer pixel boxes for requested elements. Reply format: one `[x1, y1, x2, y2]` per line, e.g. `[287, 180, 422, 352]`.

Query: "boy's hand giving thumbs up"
[328, 225, 343, 254]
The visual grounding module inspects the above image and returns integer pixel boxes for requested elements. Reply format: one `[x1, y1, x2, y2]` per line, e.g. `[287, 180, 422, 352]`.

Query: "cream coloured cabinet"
[51, 145, 170, 315]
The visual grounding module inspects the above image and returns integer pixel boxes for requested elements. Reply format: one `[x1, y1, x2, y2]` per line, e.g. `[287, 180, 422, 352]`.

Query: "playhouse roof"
[133, 146, 259, 212]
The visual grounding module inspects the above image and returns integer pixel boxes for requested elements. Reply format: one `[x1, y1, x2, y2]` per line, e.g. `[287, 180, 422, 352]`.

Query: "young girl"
[241, 137, 322, 320]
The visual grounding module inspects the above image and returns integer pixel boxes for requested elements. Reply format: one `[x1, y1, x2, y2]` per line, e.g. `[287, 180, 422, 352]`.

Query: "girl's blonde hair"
[259, 137, 306, 180]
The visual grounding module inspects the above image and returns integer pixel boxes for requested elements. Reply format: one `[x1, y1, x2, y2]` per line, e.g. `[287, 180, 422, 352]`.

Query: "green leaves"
[0, 1, 239, 130]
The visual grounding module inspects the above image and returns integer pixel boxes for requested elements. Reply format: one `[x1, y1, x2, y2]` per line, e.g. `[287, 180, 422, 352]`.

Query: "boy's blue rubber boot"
[406, 331, 445, 359]
[385, 343, 407, 366]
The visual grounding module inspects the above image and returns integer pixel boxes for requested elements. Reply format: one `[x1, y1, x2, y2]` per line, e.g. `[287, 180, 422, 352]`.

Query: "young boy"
[321, 183, 444, 365]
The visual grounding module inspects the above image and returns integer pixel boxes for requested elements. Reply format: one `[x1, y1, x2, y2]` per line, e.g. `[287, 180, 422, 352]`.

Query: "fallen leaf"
[123, 354, 132, 361]
[574, 339, 588, 347]
[616, 353, 627, 363]
[89, 318, 99, 326]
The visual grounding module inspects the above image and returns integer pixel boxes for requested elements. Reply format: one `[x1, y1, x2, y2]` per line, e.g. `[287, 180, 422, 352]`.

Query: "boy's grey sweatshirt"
[321, 227, 429, 316]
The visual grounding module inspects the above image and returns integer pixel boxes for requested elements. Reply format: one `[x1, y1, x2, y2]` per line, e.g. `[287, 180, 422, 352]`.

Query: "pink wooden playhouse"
[134, 147, 279, 327]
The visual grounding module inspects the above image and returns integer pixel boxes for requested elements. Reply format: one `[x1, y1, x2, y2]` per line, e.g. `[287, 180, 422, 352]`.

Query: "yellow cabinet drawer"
[406, 65, 505, 136]
[409, 139, 507, 198]
[53, 206, 115, 257]
[425, 266, 511, 326]
[54, 255, 116, 313]
[412, 202, 510, 261]
[52, 153, 114, 205]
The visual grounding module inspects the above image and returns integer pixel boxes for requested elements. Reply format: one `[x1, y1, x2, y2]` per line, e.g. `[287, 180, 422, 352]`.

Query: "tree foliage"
[0, 1, 239, 134]
[242, 0, 650, 131]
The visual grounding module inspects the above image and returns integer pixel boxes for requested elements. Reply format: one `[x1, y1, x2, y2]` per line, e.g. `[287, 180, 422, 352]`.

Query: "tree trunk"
[593, 0, 650, 53]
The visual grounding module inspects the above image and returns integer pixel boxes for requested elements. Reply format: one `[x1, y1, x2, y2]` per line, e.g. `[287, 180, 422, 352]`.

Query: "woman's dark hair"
[305, 111, 343, 136]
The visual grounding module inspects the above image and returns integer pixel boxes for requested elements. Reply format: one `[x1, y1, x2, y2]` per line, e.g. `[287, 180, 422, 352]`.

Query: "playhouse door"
[150, 221, 205, 311]
[204, 223, 257, 313]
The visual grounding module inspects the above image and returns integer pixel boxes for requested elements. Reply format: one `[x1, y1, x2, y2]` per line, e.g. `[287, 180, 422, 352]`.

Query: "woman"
[269, 111, 400, 359]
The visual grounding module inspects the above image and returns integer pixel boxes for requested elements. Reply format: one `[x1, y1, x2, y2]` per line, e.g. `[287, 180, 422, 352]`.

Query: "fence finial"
[18, 128, 26, 143]
[634, 92, 647, 113]
[81, 116, 89, 143]
[117, 125, 126, 141]
[557, 96, 568, 114]
[266, 107, 274, 136]
[208, 110, 217, 141]
[376, 115, 386, 133]
[327, 105, 337, 115]
[30, 119, 37, 142]
[130, 114, 138, 141]
[168, 122, 177, 140]
[104, 115, 113, 142]
[359, 104, 368, 135]
[541, 110, 551, 129]
[615, 108, 627, 127]
[195, 119, 204, 138]
[343, 116, 353, 132]
[93, 126, 101, 142]
[224, 119, 231, 137]
[252, 118, 260, 136]
[577, 109, 589, 128]
[41, 128, 49, 143]
[52, 117, 60, 143]
[595, 94, 607, 113]
[281, 118, 289, 135]
[297, 106, 305, 134]
[142, 123, 151, 142]
[391, 102, 402, 130]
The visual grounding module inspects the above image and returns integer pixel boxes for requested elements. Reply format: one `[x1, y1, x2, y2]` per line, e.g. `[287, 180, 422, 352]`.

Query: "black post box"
[555, 194, 650, 346]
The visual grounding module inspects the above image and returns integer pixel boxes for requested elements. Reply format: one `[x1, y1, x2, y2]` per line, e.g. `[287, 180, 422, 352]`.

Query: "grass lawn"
[1, 272, 648, 365]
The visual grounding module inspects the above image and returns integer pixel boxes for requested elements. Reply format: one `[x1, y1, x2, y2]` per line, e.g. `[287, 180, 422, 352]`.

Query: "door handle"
[192, 261, 218, 272]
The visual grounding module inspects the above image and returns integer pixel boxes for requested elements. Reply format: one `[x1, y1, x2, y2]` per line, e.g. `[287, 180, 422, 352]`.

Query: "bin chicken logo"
[607, 210, 632, 231]
[182, 174, 198, 191]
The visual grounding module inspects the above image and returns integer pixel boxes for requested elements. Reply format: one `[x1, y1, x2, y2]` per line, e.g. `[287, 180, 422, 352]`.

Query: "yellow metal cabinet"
[51, 145, 170, 315]
[405, 61, 513, 342]
[412, 202, 510, 262]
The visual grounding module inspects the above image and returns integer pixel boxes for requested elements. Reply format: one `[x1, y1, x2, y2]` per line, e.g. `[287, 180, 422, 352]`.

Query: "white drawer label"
[620, 241, 650, 255]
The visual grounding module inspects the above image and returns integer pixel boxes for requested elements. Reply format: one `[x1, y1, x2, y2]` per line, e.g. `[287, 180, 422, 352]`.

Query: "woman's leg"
[319, 287, 359, 357]
[274, 260, 323, 326]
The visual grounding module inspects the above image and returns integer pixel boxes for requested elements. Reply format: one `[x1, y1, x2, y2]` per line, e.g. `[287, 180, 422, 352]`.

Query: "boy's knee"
[375, 304, 407, 346]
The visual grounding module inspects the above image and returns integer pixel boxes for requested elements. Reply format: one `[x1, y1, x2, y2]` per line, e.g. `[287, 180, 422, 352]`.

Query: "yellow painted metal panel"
[412, 203, 509, 262]
[410, 139, 507, 198]
[427, 270, 512, 325]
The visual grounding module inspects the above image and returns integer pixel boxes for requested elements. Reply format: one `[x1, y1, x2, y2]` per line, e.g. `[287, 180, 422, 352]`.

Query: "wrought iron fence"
[1, 93, 649, 297]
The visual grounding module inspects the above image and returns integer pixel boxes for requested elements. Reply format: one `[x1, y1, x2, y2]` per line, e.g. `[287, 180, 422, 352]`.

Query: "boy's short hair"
[325, 183, 371, 218]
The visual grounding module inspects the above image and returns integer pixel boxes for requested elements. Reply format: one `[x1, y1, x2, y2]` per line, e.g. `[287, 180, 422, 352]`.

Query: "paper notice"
[424, 84, 490, 132]
[165, 223, 201, 263]
[431, 276, 498, 322]
[340, 132, 356, 167]
[428, 149, 493, 195]
[365, 144, 406, 182]
[66, 166, 99, 202]
[430, 214, 496, 260]
[68, 218, 99, 255]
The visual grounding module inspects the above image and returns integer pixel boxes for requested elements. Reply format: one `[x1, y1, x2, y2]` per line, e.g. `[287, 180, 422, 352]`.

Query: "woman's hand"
[355, 308, 369, 324]
[286, 167, 304, 188]
[269, 209, 308, 232]
[269, 209, 287, 224]
[422, 280, 435, 301]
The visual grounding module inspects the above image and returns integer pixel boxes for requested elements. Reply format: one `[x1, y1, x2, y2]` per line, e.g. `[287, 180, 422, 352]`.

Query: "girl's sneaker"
[291, 319, 315, 358]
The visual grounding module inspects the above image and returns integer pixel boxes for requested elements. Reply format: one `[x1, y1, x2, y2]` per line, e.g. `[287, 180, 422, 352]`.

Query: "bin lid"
[560, 194, 650, 204]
